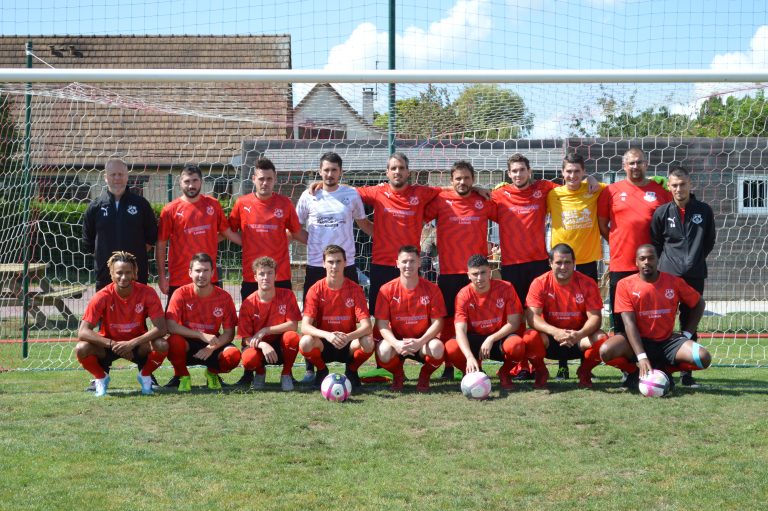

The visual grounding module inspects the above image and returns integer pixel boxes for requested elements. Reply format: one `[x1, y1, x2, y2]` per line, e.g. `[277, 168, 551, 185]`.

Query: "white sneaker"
[94, 375, 110, 397]
[300, 370, 315, 384]
[137, 373, 154, 395]
[281, 375, 294, 392]
[250, 374, 266, 390]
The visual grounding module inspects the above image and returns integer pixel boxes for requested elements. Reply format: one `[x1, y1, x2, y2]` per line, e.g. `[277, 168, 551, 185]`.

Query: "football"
[460, 371, 492, 400]
[320, 372, 352, 402]
[639, 369, 671, 397]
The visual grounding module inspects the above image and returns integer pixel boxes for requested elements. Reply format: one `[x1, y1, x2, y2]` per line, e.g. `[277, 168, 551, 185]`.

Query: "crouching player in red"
[375, 245, 446, 392]
[166, 253, 240, 391]
[77, 251, 168, 396]
[600, 244, 711, 391]
[299, 245, 374, 390]
[444, 254, 527, 390]
[526, 244, 609, 389]
[239, 256, 301, 391]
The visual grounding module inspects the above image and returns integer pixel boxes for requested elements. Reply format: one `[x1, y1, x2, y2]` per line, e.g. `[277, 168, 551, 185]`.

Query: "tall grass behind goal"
[0, 74, 767, 370]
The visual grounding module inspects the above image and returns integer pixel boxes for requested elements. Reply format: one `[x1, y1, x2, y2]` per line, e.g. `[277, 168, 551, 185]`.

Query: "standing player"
[444, 254, 538, 390]
[375, 245, 447, 392]
[82, 159, 157, 291]
[424, 160, 494, 380]
[299, 245, 374, 389]
[598, 148, 672, 335]
[165, 253, 241, 391]
[547, 153, 606, 282]
[294, 152, 372, 383]
[651, 166, 716, 387]
[357, 153, 442, 315]
[526, 244, 609, 389]
[239, 257, 302, 391]
[75, 251, 167, 396]
[228, 157, 301, 386]
[599, 245, 711, 391]
[156, 164, 238, 299]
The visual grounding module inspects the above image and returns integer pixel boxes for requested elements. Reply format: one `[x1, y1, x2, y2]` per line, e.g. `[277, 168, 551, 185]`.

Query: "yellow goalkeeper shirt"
[547, 182, 606, 264]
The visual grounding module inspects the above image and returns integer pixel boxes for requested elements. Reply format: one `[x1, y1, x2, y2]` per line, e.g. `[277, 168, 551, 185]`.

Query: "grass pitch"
[1, 365, 766, 511]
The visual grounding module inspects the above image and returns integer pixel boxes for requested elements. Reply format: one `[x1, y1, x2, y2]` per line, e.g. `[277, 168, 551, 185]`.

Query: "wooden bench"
[30, 285, 88, 329]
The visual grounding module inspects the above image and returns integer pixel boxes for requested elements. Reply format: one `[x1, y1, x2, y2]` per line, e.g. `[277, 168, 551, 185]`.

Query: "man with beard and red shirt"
[76, 251, 167, 396]
[375, 245, 447, 393]
[599, 244, 711, 392]
[526, 244, 609, 389]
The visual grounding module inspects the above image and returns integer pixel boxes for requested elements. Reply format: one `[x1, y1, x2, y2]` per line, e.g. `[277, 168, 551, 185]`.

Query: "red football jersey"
[375, 277, 447, 338]
[614, 272, 700, 342]
[229, 193, 300, 282]
[424, 190, 492, 274]
[489, 180, 556, 265]
[166, 284, 237, 335]
[526, 271, 603, 330]
[358, 183, 441, 266]
[238, 288, 301, 339]
[158, 195, 229, 286]
[454, 280, 522, 336]
[82, 282, 164, 342]
[303, 278, 370, 333]
[597, 180, 672, 272]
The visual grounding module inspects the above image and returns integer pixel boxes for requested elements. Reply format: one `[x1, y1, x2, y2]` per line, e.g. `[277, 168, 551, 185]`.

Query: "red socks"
[167, 334, 191, 377]
[348, 347, 373, 372]
[605, 356, 638, 374]
[300, 347, 327, 371]
[443, 339, 467, 373]
[212, 346, 241, 374]
[280, 332, 300, 376]
[77, 354, 106, 379]
[141, 350, 167, 376]
[241, 347, 265, 373]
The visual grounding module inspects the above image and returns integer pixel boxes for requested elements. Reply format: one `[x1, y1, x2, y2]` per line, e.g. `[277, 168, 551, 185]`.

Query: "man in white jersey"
[294, 151, 373, 382]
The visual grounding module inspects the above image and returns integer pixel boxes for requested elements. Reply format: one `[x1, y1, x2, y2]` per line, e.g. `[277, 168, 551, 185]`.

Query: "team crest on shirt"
[692, 214, 703, 224]
[135, 303, 144, 313]
[409, 196, 419, 206]
[420, 295, 430, 305]
[496, 298, 505, 309]
[345, 298, 355, 308]
[619, 192, 628, 202]
[278, 304, 287, 315]
[341, 197, 350, 205]
[665, 289, 675, 299]
[575, 293, 584, 304]
[213, 307, 223, 317]
[127, 205, 138, 215]
[644, 191, 657, 202]
[206, 206, 215, 216]
[475, 200, 484, 210]
[533, 190, 543, 199]
[274, 208, 284, 218]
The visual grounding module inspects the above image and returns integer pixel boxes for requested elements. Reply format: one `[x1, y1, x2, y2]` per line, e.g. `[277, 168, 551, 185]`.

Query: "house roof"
[295, 83, 384, 134]
[0, 35, 293, 168]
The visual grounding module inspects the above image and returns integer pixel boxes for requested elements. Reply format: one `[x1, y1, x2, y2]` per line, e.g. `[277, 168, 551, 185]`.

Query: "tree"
[689, 90, 768, 137]
[373, 85, 461, 139]
[453, 84, 534, 139]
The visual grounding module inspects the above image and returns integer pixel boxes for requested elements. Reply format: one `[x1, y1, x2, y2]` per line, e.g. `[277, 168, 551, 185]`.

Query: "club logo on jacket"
[533, 190, 543, 199]
[644, 191, 657, 202]
[274, 208, 284, 218]
[575, 293, 584, 304]
[475, 200, 484, 210]
[345, 298, 355, 308]
[278, 304, 287, 315]
[135, 303, 144, 313]
[213, 307, 224, 318]
[691, 213, 703, 224]
[496, 298, 505, 309]
[127, 205, 138, 215]
[206, 206, 215, 216]
[665, 289, 675, 300]
[420, 295, 430, 305]
[409, 196, 419, 206]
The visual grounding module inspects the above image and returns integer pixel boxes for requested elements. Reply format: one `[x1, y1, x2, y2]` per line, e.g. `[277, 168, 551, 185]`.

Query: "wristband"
[636, 352, 648, 361]
[682, 331, 693, 339]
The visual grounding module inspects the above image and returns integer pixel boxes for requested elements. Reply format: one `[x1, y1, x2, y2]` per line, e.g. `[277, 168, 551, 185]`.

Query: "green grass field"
[1, 364, 766, 511]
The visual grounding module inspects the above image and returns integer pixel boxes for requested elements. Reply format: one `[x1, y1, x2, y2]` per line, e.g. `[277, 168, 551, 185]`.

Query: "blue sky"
[2, 0, 767, 136]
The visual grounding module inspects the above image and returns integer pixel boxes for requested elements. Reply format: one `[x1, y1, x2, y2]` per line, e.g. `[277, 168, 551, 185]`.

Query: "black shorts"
[544, 334, 583, 361]
[464, 333, 505, 362]
[500, 259, 549, 302]
[320, 339, 352, 364]
[241, 280, 292, 302]
[369, 264, 400, 316]
[608, 271, 636, 334]
[303, 265, 358, 302]
[243, 335, 288, 366]
[576, 261, 599, 283]
[635, 336, 688, 368]
[438, 273, 470, 317]
[182, 338, 236, 371]
[99, 345, 147, 371]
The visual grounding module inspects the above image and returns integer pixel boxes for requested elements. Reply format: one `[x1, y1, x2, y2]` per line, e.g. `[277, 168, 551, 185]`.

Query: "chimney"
[362, 87, 374, 124]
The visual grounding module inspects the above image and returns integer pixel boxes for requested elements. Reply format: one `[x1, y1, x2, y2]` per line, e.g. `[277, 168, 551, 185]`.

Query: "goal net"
[1, 0, 767, 370]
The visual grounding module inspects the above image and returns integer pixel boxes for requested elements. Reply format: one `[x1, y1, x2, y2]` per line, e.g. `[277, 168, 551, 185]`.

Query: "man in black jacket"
[82, 159, 158, 291]
[650, 166, 716, 387]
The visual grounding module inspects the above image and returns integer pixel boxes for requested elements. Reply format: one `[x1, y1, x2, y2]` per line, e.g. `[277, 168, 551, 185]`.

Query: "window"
[737, 175, 768, 214]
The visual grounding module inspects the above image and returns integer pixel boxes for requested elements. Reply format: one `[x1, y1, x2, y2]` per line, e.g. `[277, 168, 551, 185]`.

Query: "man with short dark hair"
[650, 166, 716, 387]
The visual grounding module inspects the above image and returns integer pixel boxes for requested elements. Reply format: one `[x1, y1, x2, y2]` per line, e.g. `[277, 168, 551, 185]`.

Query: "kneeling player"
[600, 245, 712, 391]
[166, 253, 241, 391]
[299, 245, 374, 389]
[375, 245, 446, 392]
[526, 244, 608, 389]
[239, 257, 301, 391]
[444, 254, 529, 390]
[76, 251, 168, 396]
